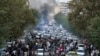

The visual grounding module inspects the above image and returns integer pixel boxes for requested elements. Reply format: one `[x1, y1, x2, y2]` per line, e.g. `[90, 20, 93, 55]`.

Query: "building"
[55, 0, 70, 15]
[54, 4, 60, 14]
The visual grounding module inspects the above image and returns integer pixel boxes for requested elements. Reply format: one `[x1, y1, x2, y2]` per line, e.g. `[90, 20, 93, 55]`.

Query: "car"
[36, 35, 40, 38]
[43, 33, 50, 37]
[77, 44, 84, 49]
[66, 51, 78, 56]
[37, 32, 41, 36]
[77, 48, 85, 56]
[0, 48, 6, 56]
[35, 49, 44, 56]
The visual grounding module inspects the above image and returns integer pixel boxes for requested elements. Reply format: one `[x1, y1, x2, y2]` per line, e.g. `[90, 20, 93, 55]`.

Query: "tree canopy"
[68, 0, 100, 46]
[0, 0, 39, 44]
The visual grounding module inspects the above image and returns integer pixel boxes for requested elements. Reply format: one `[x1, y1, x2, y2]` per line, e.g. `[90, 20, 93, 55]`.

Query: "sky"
[28, 0, 55, 9]
[28, 0, 71, 10]
[56, 0, 71, 3]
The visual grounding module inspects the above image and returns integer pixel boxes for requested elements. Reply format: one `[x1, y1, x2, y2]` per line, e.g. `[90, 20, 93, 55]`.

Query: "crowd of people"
[86, 44, 100, 56]
[0, 32, 99, 56]
[81, 39, 100, 56]
[0, 31, 100, 56]
[5, 32, 79, 56]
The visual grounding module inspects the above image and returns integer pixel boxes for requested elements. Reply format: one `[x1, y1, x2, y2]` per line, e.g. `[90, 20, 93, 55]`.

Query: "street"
[0, 0, 100, 56]
[0, 22, 99, 56]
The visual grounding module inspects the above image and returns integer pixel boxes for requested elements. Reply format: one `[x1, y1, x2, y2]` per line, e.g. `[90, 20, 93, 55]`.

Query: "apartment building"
[55, 0, 70, 15]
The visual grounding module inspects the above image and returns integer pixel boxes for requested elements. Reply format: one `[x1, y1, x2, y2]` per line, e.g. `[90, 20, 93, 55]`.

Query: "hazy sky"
[56, 0, 70, 3]
[29, 0, 55, 9]
[28, 0, 71, 9]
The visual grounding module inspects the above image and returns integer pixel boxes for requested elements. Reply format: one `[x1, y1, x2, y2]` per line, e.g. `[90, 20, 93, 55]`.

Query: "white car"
[36, 49, 44, 56]
[0, 48, 6, 56]
[77, 44, 85, 49]
[36, 35, 40, 38]
[43, 33, 50, 37]
[77, 48, 85, 56]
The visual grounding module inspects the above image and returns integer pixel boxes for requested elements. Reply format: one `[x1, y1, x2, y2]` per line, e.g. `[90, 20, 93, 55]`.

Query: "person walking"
[91, 49, 95, 56]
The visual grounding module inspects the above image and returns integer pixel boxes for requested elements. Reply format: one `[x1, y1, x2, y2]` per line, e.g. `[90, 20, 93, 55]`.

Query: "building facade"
[55, 0, 70, 15]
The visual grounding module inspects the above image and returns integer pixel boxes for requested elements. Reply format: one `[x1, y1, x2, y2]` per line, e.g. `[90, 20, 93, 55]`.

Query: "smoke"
[28, 0, 55, 30]
[36, 4, 51, 30]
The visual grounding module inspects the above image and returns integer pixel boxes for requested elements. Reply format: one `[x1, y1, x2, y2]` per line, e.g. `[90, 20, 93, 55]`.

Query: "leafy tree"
[68, 0, 100, 46]
[87, 16, 100, 46]
[0, 0, 38, 44]
[54, 13, 73, 32]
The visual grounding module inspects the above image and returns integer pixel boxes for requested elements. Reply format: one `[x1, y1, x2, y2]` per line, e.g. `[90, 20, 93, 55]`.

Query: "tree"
[87, 16, 100, 46]
[68, 0, 100, 37]
[0, 0, 38, 43]
[68, 0, 100, 46]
